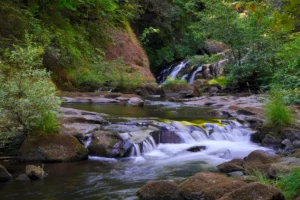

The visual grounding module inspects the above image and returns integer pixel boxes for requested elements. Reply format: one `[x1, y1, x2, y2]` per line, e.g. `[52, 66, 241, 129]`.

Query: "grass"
[253, 168, 300, 200]
[265, 92, 295, 128]
[163, 76, 187, 85]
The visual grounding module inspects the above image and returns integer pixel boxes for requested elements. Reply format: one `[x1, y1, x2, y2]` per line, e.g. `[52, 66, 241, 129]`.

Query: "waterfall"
[130, 136, 157, 157]
[84, 133, 93, 148]
[158, 61, 189, 83]
[168, 61, 189, 79]
[188, 66, 203, 84]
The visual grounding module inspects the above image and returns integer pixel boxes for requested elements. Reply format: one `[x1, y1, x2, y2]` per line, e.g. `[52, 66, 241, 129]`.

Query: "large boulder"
[0, 164, 12, 182]
[18, 134, 88, 162]
[151, 127, 182, 144]
[243, 150, 278, 175]
[87, 131, 125, 157]
[25, 165, 48, 180]
[219, 182, 285, 200]
[0, 132, 25, 156]
[137, 180, 182, 200]
[217, 159, 244, 173]
[162, 84, 200, 99]
[178, 172, 246, 200]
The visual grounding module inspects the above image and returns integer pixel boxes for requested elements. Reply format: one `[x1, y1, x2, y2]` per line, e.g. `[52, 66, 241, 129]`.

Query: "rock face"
[162, 84, 200, 99]
[178, 172, 246, 200]
[0, 164, 12, 182]
[0, 132, 25, 156]
[204, 40, 229, 54]
[25, 165, 48, 180]
[18, 134, 88, 162]
[219, 182, 285, 200]
[136, 180, 181, 200]
[87, 131, 125, 157]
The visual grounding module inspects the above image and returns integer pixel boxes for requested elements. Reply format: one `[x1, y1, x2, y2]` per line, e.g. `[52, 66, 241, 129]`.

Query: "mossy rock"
[0, 132, 25, 156]
[18, 134, 88, 162]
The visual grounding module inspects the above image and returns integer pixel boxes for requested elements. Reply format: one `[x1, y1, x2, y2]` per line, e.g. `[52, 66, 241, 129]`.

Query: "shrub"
[264, 89, 295, 127]
[208, 76, 227, 87]
[163, 76, 187, 85]
[0, 36, 61, 134]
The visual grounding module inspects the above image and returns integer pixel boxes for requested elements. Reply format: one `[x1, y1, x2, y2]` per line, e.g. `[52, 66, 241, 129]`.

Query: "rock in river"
[18, 134, 88, 162]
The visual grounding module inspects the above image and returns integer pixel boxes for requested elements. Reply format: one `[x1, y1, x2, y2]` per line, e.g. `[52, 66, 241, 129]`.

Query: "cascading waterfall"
[168, 61, 189, 79]
[128, 120, 263, 161]
[158, 61, 190, 83]
[188, 66, 203, 84]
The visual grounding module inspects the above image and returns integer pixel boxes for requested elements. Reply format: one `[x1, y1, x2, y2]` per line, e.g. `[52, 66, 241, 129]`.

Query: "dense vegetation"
[0, 0, 300, 132]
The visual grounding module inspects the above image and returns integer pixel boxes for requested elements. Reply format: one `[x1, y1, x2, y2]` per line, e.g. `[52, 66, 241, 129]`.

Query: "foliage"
[134, 0, 204, 71]
[163, 76, 187, 85]
[264, 87, 295, 127]
[0, 39, 61, 134]
[189, 54, 223, 65]
[208, 76, 228, 87]
[71, 60, 144, 90]
[253, 168, 300, 200]
[276, 168, 300, 200]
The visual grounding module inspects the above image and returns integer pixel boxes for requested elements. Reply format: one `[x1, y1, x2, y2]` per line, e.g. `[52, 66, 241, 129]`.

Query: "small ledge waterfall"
[127, 120, 263, 161]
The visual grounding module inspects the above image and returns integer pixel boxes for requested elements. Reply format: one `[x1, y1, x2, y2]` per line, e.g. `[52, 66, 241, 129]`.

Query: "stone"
[262, 134, 282, 147]
[151, 127, 182, 144]
[16, 173, 31, 181]
[137, 180, 181, 200]
[244, 150, 278, 163]
[227, 171, 244, 177]
[162, 84, 200, 99]
[293, 140, 300, 148]
[209, 85, 220, 96]
[128, 97, 144, 106]
[178, 172, 246, 200]
[282, 128, 300, 141]
[186, 146, 206, 152]
[88, 131, 125, 157]
[282, 139, 294, 150]
[233, 175, 257, 183]
[25, 165, 48, 180]
[217, 159, 244, 173]
[0, 132, 25, 156]
[219, 182, 285, 200]
[0, 164, 12, 182]
[18, 134, 88, 162]
[291, 148, 300, 157]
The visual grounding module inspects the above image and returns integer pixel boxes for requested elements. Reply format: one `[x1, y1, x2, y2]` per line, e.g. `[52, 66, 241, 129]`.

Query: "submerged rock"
[128, 97, 144, 106]
[186, 146, 206, 152]
[0, 164, 12, 182]
[16, 173, 31, 181]
[219, 182, 285, 200]
[18, 134, 88, 162]
[137, 180, 181, 200]
[25, 165, 48, 180]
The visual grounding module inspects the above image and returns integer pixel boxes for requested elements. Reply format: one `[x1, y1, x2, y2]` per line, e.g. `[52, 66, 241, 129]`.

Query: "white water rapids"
[128, 120, 269, 166]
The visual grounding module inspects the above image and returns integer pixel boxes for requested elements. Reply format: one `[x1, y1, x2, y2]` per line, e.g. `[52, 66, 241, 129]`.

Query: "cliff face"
[0, 1, 156, 91]
[104, 26, 155, 83]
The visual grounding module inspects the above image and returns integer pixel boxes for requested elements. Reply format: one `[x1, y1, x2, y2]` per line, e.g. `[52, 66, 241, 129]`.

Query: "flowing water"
[0, 102, 270, 200]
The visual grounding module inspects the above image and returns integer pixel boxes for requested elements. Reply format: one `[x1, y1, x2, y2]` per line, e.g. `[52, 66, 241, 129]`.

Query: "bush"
[264, 89, 294, 127]
[163, 76, 187, 85]
[0, 36, 61, 134]
[208, 76, 227, 86]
